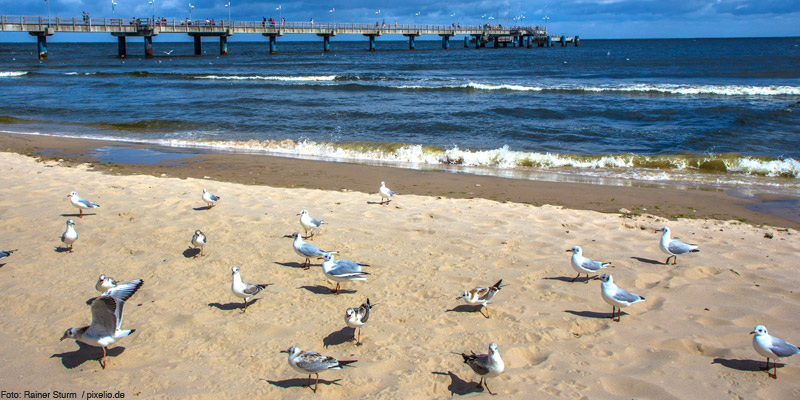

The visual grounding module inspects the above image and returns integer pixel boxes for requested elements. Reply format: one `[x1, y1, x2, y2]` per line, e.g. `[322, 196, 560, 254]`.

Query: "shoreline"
[1, 131, 798, 229]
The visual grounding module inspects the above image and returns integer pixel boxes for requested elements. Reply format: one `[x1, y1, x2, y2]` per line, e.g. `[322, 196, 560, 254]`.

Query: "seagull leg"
[100, 347, 107, 369]
[304, 374, 312, 388]
[584, 274, 591, 283]
[304, 258, 311, 270]
[570, 273, 580, 282]
[314, 373, 320, 393]
[243, 298, 248, 312]
[771, 360, 778, 379]
[480, 305, 490, 319]
[476, 377, 483, 389]
[484, 378, 495, 395]
[355, 327, 362, 346]
[672, 256, 677, 265]
[335, 283, 341, 295]
[79, 209, 83, 218]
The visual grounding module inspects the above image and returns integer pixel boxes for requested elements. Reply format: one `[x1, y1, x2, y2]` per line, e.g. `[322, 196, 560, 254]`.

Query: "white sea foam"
[196, 75, 336, 81]
[0, 71, 28, 77]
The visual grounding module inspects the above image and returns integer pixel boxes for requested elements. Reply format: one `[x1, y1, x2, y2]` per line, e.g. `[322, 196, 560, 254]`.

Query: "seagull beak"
[279, 349, 288, 353]
[66, 195, 71, 198]
[750, 331, 755, 335]
[592, 276, 601, 280]
[59, 334, 67, 341]
[565, 249, 572, 252]
[283, 235, 293, 238]
[296, 213, 301, 216]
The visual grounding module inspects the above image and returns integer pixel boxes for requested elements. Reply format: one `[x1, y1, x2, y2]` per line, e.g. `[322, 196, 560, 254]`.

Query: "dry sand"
[0, 151, 799, 399]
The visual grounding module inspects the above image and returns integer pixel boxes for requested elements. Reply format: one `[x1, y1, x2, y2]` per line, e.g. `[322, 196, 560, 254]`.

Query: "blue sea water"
[0, 37, 799, 189]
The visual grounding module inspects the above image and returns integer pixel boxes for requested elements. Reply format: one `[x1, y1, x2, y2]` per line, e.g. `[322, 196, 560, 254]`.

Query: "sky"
[0, 0, 798, 42]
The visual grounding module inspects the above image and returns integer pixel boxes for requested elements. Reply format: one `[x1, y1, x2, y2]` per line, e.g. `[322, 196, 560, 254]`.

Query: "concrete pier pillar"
[561, 35, 567, 47]
[117, 36, 126, 58]
[527, 37, 532, 48]
[441, 35, 451, 49]
[493, 37, 499, 48]
[575, 35, 580, 47]
[474, 35, 481, 49]
[220, 35, 228, 55]
[269, 35, 277, 54]
[193, 35, 202, 55]
[37, 35, 47, 60]
[546, 36, 552, 47]
[323, 35, 330, 52]
[464, 36, 468, 48]
[144, 36, 153, 58]
[368, 35, 376, 51]
[407, 35, 416, 50]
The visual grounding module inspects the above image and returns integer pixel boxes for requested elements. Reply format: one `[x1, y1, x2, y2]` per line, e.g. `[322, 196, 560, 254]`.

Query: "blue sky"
[0, 0, 798, 41]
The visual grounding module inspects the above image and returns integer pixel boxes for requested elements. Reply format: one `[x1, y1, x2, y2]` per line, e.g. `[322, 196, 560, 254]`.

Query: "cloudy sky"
[0, 0, 798, 41]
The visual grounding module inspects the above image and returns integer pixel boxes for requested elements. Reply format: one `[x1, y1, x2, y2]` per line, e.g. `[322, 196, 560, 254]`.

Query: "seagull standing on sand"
[284, 232, 336, 270]
[298, 209, 325, 239]
[230, 266, 270, 312]
[595, 273, 645, 322]
[67, 191, 100, 218]
[95, 274, 117, 293]
[458, 342, 505, 395]
[60, 219, 78, 252]
[567, 246, 610, 282]
[60, 279, 144, 369]
[379, 181, 395, 205]
[345, 298, 373, 345]
[191, 230, 206, 256]
[201, 189, 220, 209]
[751, 325, 800, 379]
[280, 346, 357, 393]
[457, 280, 504, 318]
[657, 226, 699, 265]
[321, 253, 369, 295]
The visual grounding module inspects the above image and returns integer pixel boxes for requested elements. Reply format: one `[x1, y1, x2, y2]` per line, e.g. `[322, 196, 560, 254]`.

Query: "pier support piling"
[220, 35, 228, 55]
[269, 35, 277, 54]
[440, 35, 451, 49]
[144, 35, 153, 58]
[561, 35, 567, 47]
[464, 36, 468, 48]
[117, 36, 126, 58]
[404, 34, 418, 50]
[546, 36, 552, 47]
[193, 35, 202, 55]
[37, 35, 47, 60]
[322, 35, 330, 52]
[575, 35, 580, 47]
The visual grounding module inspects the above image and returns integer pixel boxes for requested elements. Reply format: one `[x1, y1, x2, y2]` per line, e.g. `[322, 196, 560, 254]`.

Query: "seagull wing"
[463, 353, 490, 375]
[612, 288, 643, 303]
[770, 337, 800, 357]
[77, 198, 99, 208]
[298, 242, 323, 257]
[88, 296, 119, 337]
[330, 259, 365, 275]
[309, 217, 323, 227]
[296, 351, 340, 372]
[243, 283, 265, 296]
[668, 240, 696, 255]
[581, 259, 607, 272]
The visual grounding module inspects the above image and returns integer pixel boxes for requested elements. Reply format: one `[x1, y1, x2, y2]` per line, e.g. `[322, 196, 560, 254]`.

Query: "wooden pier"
[0, 15, 579, 59]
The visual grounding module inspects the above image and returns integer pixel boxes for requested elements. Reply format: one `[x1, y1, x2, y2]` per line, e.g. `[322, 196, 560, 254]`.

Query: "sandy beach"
[1, 148, 799, 399]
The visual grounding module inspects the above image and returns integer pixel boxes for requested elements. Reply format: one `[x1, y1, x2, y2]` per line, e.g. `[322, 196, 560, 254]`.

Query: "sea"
[1, 37, 799, 192]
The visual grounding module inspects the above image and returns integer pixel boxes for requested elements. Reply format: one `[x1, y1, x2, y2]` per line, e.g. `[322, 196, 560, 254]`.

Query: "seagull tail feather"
[338, 360, 358, 368]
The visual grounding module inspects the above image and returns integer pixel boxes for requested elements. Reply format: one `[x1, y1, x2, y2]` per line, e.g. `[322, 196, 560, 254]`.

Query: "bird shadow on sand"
[299, 285, 356, 295]
[51, 343, 125, 369]
[712, 358, 779, 372]
[631, 256, 665, 265]
[431, 371, 484, 396]
[264, 378, 341, 390]
[274, 261, 308, 269]
[565, 310, 626, 319]
[192, 206, 212, 211]
[0, 263, 6, 268]
[323, 327, 355, 348]
[207, 300, 257, 311]
[54, 246, 73, 253]
[183, 248, 202, 258]
[543, 276, 596, 283]
[446, 305, 483, 314]
[60, 213, 95, 218]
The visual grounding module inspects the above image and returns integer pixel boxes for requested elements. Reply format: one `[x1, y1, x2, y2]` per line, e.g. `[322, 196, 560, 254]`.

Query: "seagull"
[191, 230, 206, 256]
[201, 189, 220, 209]
[751, 325, 800, 379]
[321, 253, 369, 295]
[657, 226, 699, 265]
[230, 266, 270, 312]
[566, 246, 610, 282]
[284, 232, 336, 270]
[458, 342, 505, 395]
[345, 298, 374, 346]
[298, 209, 325, 239]
[379, 181, 395, 205]
[67, 191, 100, 218]
[60, 279, 144, 369]
[457, 279, 504, 318]
[280, 346, 357, 393]
[594, 273, 645, 322]
[95, 274, 117, 293]
[163, 49, 174, 55]
[0, 249, 16, 260]
[61, 219, 78, 252]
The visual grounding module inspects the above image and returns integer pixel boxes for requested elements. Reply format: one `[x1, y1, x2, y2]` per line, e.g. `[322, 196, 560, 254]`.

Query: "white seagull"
[457, 279, 504, 318]
[230, 266, 270, 312]
[298, 209, 325, 239]
[280, 346, 357, 393]
[60, 279, 144, 369]
[95, 274, 117, 293]
[595, 273, 645, 322]
[345, 298, 374, 345]
[67, 191, 100, 218]
[60, 219, 78, 252]
[657, 226, 699, 265]
[751, 325, 800, 379]
[284, 232, 336, 270]
[191, 230, 206, 256]
[567, 246, 610, 282]
[379, 181, 395, 205]
[458, 342, 505, 395]
[201, 189, 220, 209]
[321, 253, 369, 295]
